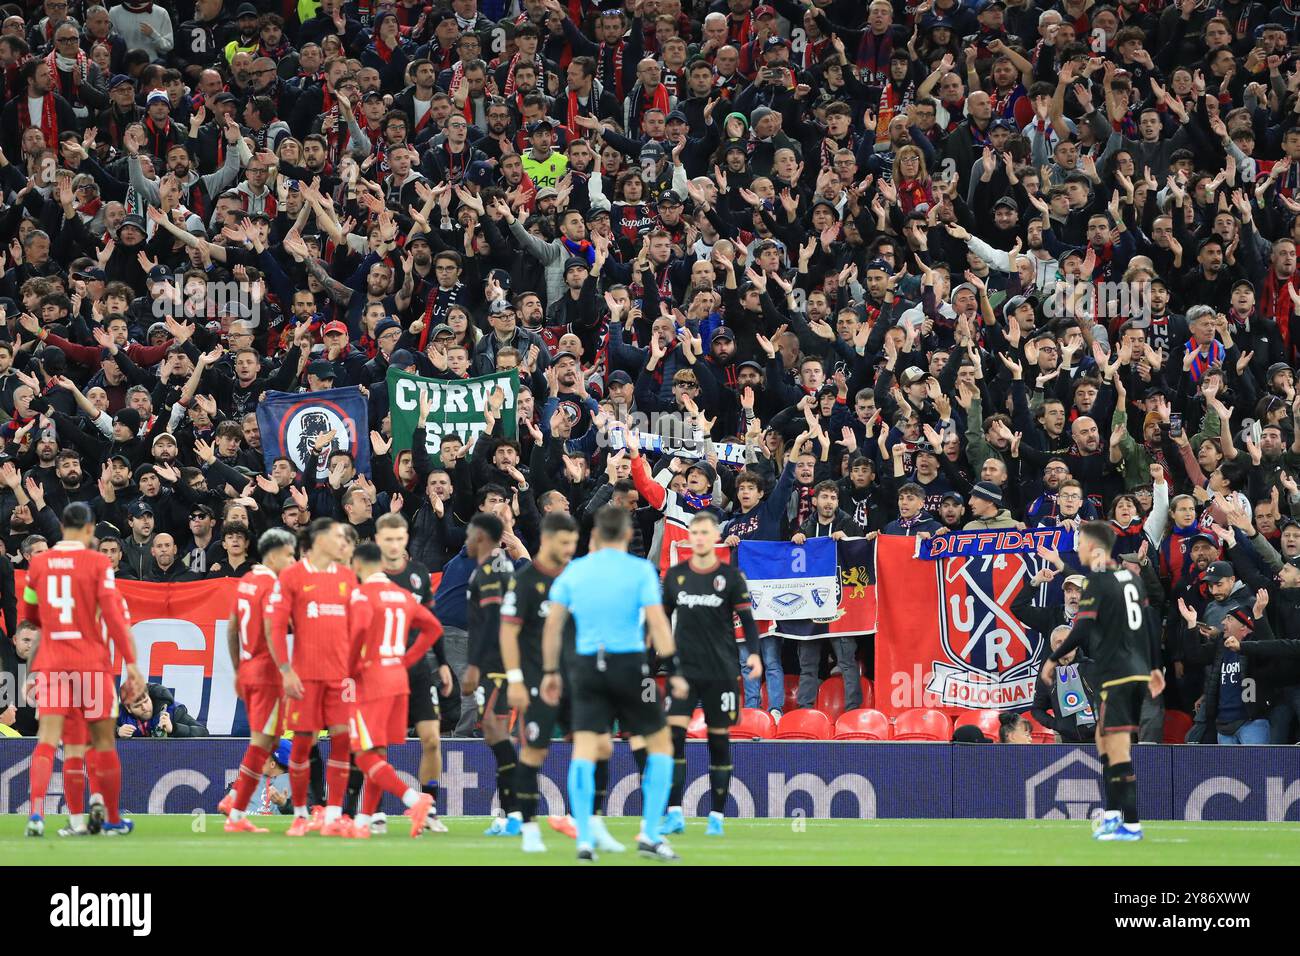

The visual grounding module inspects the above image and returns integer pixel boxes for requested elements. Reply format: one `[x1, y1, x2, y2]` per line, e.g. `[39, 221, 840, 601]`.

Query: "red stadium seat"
[954, 709, 1002, 740]
[892, 709, 952, 741]
[1164, 709, 1193, 744]
[759, 674, 800, 713]
[834, 708, 891, 741]
[773, 709, 832, 740]
[814, 675, 875, 722]
[730, 708, 775, 740]
[686, 708, 708, 739]
[1022, 712, 1056, 744]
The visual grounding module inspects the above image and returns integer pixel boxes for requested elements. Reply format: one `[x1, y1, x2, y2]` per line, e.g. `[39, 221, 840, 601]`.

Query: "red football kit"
[234, 565, 285, 737]
[22, 542, 136, 723]
[269, 557, 359, 731]
[348, 574, 443, 750]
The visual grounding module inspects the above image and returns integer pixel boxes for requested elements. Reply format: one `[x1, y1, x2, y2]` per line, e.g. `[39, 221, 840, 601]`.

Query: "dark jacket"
[116, 684, 209, 738]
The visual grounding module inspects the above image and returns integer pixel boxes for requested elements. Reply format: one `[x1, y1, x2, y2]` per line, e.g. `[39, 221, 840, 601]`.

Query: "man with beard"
[421, 114, 486, 187]
[474, 279, 550, 375]
[43, 449, 96, 514]
[550, 55, 620, 138]
[128, 121, 243, 225]
[540, 351, 600, 443]
[393, 59, 440, 144]
[3, 59, 78, 158]
[473, 97, 517, 164]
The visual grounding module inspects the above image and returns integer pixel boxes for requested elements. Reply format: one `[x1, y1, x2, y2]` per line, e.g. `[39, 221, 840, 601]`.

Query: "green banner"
[387, 367, 519, 465]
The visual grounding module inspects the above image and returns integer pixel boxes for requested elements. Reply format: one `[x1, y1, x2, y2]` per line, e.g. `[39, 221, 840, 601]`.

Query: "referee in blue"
[542, 505, 687, 863]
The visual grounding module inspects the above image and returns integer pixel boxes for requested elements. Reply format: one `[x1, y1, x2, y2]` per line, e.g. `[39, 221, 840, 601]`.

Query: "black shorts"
[406, 657, 440, 727]
[1099, 677, 1148, 735]
[667, 676, 741, 728]
[485, 675, 510, 718]
[519, 689, 563, 749]
[570, 652, 665, 737]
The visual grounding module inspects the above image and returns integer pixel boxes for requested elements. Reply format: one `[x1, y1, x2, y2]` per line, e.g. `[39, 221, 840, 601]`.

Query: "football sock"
[708, 731, 732, 815]
[516, 763, 540, 823]
[568, 758, 595, 847]
[593, 758, 609, 816]
[93, 749, 122, 823]
[641, 752, 672, 843]
[490, 741, 518, 814]
[63, 755, 86, 816]
[356, 750, 420, 807]
[1112, 761, 1139, 825]
[289, 735, 313, 814]
[668, 725, 687, 809]
[231, 744, 270, 819]
[324, 732, 351, 818]
[29, 742, 55, 815]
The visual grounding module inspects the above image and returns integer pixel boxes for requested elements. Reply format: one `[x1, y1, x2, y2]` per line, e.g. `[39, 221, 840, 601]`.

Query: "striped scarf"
[1159, 522, 1205, 589]
[1185, 338, 1225, 383]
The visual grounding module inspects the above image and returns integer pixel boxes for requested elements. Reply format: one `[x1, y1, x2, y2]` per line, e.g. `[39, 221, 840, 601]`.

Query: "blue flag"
[738, 538, 838, 621]
[256, 388, 371, 480]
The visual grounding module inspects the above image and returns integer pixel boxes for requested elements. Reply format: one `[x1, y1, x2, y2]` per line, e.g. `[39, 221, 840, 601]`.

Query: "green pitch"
[2, 816, 1298, 865]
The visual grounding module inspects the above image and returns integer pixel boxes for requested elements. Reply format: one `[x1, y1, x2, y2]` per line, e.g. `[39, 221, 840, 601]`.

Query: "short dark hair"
[541, 511, 579, 535]
[353, 541, 382, 565]
[593, 504, 631, 542]
[468, 512, 504, 543]
[62, 501, 94, 530]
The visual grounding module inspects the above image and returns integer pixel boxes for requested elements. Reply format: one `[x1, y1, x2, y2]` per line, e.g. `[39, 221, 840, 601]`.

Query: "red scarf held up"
[1261, 269, 1298, 360]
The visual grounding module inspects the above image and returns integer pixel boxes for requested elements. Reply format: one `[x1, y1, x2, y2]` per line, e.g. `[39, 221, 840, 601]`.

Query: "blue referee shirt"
[549, 548, 661, 656]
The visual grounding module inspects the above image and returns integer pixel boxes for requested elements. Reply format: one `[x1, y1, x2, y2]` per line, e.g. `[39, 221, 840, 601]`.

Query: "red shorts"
[238, 678, 285, 738]
[31, 669, 118, 723]
[286, 679, 353, 732]
[350, 695, 409, 751]
[61, 712, 89, 747]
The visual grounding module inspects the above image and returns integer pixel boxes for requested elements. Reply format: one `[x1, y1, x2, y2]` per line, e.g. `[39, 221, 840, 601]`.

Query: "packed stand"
[3, 0, 1300, 746]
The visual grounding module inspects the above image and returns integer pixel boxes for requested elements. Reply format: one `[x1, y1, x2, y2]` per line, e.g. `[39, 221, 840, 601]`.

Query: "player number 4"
[48, 575, 75, 625]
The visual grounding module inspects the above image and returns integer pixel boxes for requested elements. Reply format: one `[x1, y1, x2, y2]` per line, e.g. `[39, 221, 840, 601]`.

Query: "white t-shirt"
[28, 97, 44, 129]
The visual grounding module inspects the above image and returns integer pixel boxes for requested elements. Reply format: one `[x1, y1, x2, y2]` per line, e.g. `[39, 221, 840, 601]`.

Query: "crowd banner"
[917, 527, 1076, 560]
[256, 387, 371, 479]
[828, 537, 877, 636]
[609, 427, 756, 465]
[3, 739, 1298, 821]
[876, 535, 1051, 716]
[739, 539, 839, 621]
[387, 368, 518, 465]
[7, 574, 442, 737]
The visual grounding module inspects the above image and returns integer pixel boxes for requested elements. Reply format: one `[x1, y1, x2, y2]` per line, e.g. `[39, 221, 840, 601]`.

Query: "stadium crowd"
[2, 0, 1300, 749]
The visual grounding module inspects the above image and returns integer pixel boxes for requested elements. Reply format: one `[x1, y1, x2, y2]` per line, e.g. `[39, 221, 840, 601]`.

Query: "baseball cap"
[993, 195, 1019, 212]
[657, 190, 684, 207]
[213, 91, 238, 105]
[151, 431, 177, 448]
[764, 36, 790, 50]
[640, 141, 666, 160]
[323, 320, 349, 337]
[940, 490, 965, 504]
[608, 370, 633, 386]
[127, 498, 155, 517]
[564, 256, 591, 274]
[306, 360, 337, 379]
[147, 265, 170, 284]
[431, 323, 455, 339]
[108, 74, 134, 89]
[665, 110, 689, 125]
[1202, 560, 1236, 583]
[711, 326, 735, 342]
[754, 3, 777, 16]
[389, 349, 416, 368]
[989, 117, 1017, 133]
[466, 160, 495, 186]
[900, 367, 928, 386]
[1188, 531, 1219, 549]
[1063, 574, 1087, 590]
[117, 214, 147, 236]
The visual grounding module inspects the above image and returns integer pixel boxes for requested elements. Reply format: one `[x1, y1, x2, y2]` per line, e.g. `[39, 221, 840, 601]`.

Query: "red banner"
[874, 536, 1047, 718]
[12, 570, 442, 735]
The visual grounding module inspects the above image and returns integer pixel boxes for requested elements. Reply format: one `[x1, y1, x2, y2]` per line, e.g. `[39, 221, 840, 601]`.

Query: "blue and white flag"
[739, 539, 838, 621]
[256, 387, 371, 479]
